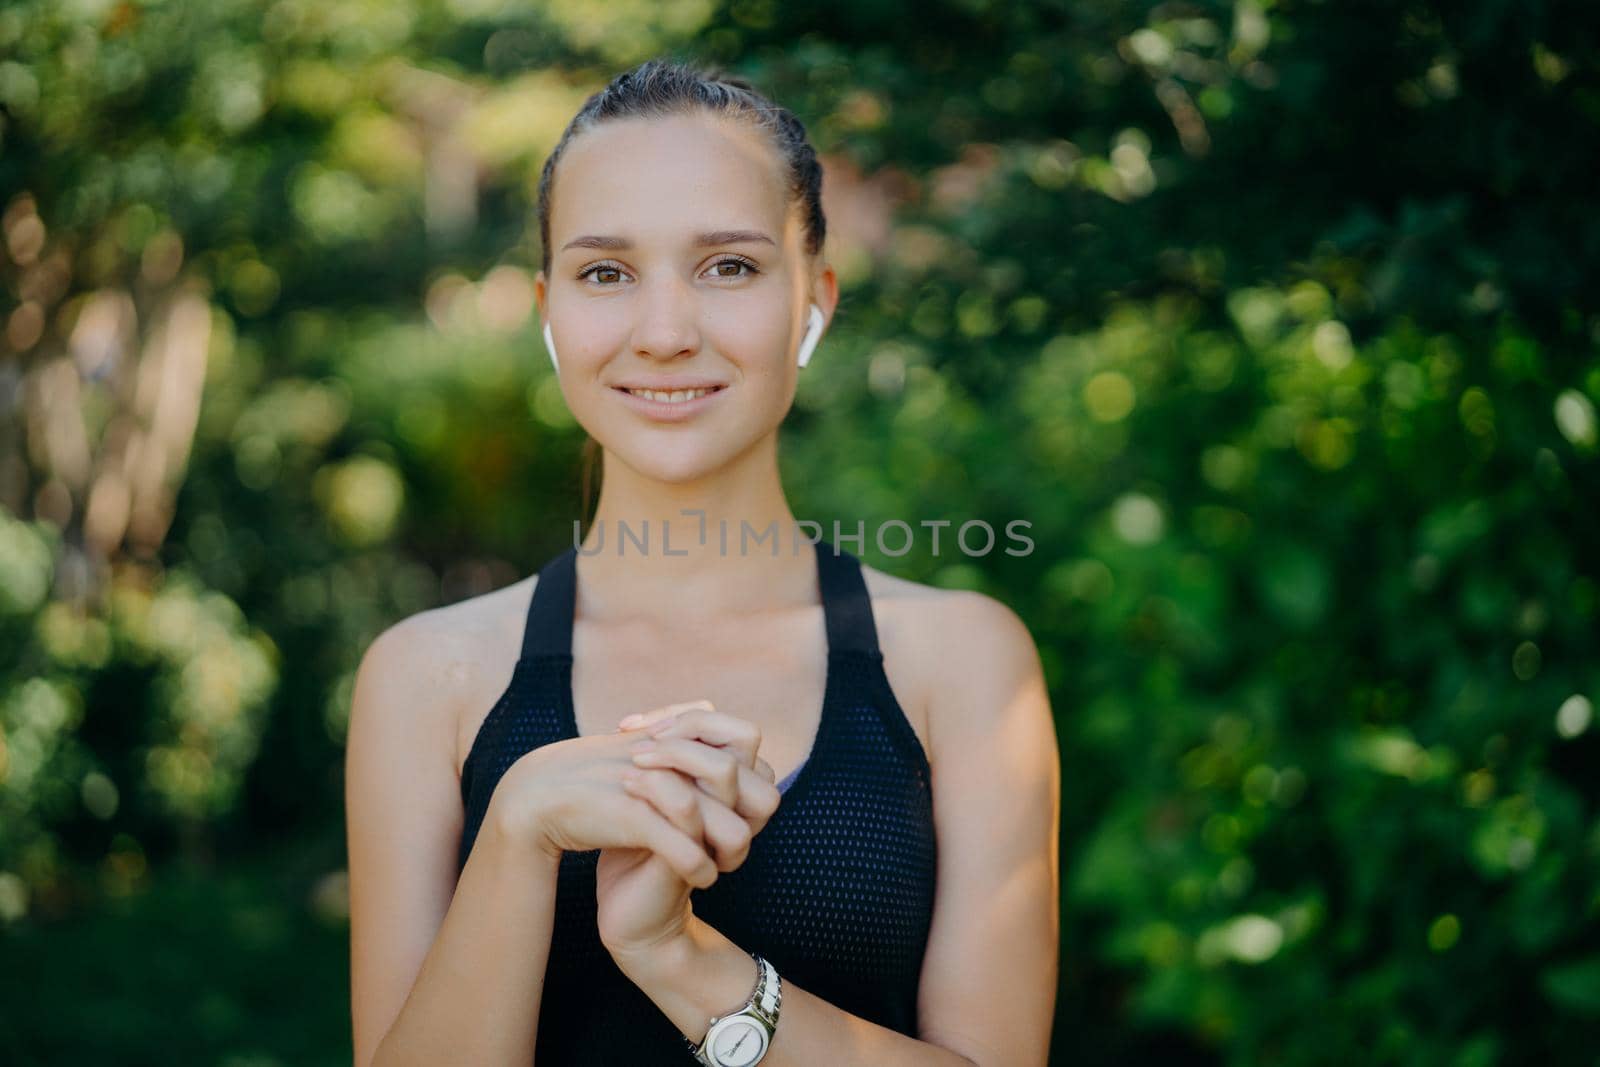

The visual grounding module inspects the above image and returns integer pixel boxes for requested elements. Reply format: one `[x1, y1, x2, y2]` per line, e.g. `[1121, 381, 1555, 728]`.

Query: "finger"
[697, 797, 755, 872]
[646, 706, 763, 767]
[629, 738, 739, 807]
[615, 699, 714, 733]
[627, 770, 756, 873]
[620, 767, 705, 846]
[630, 739, 781, 822]
[619, 792, 718, 888]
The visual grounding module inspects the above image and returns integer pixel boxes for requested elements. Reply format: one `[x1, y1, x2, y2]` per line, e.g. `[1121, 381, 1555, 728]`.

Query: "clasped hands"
[603, 699, 782, 964]
[500, 698, 782, 973]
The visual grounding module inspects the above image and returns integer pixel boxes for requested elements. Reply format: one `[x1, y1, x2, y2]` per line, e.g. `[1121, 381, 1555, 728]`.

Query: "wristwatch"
[685, 951, 781, 1066]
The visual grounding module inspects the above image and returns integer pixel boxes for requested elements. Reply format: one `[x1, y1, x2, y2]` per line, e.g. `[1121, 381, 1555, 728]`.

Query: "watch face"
[708, 1017, 769, 1067]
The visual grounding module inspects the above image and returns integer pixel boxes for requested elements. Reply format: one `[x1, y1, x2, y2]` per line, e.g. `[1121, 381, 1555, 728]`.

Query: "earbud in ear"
[796, 304, 825, 369]
[543, 320, 559, 373]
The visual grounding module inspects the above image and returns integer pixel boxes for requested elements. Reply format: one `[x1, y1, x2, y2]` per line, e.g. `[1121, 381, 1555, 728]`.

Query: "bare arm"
[368, 819, 562, 1066]
[346, 618, 561, 1067]
[911, 591, 1060, 1064]
[614, 919, 978, 1065]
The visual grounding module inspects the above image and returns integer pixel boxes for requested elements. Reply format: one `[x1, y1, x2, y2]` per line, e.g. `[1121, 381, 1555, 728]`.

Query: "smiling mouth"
[613, 385, 728, 404]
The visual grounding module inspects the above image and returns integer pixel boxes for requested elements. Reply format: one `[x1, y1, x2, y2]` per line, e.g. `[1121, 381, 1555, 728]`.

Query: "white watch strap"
[751, 955, 779, 1018]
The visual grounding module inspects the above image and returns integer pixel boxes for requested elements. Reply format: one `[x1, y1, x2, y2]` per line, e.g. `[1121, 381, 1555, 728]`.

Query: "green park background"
[2, 1, 1598, 1063]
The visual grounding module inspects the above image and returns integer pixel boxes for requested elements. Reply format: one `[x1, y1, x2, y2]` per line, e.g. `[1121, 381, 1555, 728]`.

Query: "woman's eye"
[578, 263, 627, 286]
[707, 257, 759, 279]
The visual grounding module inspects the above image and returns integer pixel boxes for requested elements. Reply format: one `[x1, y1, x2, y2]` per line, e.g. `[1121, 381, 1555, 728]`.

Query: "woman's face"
[536, 112, 833, 484]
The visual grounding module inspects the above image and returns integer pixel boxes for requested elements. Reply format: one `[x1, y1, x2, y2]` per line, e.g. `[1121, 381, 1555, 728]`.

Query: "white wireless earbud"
[543, 320, 559, 373]
[796, 303, 825, 369]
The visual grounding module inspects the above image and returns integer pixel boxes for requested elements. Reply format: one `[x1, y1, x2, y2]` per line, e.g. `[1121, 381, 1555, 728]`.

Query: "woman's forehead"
[553, 114, 791, 247]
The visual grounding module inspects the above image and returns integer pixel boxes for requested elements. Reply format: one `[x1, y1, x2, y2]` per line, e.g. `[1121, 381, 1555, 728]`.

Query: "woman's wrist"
[611, 916, 761, 1044]
[486, 777, 564, 867]
[484, 748, 566, 863]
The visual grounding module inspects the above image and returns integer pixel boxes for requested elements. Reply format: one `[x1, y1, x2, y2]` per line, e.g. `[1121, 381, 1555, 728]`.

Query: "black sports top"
[456, 540, 938, 1063]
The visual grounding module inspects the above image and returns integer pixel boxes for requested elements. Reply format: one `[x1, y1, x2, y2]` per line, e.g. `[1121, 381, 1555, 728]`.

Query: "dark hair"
[538, 58, 828, 529]
[537, 57, 826, 276]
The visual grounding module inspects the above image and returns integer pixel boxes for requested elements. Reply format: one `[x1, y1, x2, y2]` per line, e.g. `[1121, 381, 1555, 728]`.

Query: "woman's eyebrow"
[560, 229, 776, 252]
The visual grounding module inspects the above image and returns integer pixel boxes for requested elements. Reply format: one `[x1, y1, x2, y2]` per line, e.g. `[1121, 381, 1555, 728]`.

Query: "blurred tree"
[1, 0, 1598, 1064]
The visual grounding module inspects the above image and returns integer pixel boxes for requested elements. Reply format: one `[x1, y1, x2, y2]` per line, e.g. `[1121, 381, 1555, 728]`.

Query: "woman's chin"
[610, 443, 734, 487]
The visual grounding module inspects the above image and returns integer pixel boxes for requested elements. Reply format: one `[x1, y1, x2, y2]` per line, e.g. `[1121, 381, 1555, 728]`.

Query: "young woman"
[345, 59, 1060, 1066]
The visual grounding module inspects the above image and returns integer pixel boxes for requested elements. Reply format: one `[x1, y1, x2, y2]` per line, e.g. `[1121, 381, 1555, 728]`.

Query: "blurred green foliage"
[2, 0, 1599, 1064]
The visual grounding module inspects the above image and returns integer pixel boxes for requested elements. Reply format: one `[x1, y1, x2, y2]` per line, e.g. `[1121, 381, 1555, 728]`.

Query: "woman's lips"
[611, 384, 729, 422]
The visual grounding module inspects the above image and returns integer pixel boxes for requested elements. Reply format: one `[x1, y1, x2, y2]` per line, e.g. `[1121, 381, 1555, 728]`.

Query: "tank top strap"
[815, 539, 882, 656]
[520, 545, 578, 659]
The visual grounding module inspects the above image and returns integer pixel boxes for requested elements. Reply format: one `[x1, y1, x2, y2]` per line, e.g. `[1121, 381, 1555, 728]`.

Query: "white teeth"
[624, 386, 718, 403]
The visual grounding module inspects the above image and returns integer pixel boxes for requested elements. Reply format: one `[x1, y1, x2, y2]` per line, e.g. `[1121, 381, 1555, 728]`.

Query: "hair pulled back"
[536, 58, 826, 276]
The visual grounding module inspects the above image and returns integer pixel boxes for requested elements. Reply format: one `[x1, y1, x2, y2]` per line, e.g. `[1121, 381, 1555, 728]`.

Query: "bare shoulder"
[856, 562, 1041, 755]
[353, 575, 536, 779]
[343, 575, 537, 1067]
[858, 562, 1038, 684]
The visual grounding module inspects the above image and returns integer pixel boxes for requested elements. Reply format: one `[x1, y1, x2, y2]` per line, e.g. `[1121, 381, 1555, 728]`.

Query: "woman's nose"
[630, 279, 701, 360]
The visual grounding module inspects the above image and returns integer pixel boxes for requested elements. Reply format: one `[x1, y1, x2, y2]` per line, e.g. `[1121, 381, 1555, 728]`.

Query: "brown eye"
[577, 261, 628, 286]
[708, 256, 759, 280]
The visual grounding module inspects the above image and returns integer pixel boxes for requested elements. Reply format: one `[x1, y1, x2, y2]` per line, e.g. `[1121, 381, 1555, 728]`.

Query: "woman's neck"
[574, 445, 818, 624]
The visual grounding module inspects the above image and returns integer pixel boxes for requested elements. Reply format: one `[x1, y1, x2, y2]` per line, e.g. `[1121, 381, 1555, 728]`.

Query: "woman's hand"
[483, 699, 783, 964]
[487, 722, 730, 889]
[596, 702, 783, 966]
[617, 700, 782, 822]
